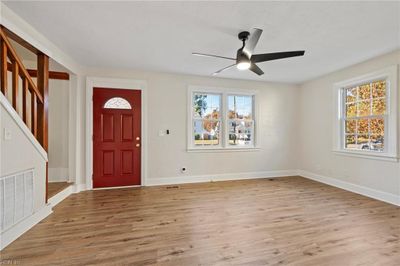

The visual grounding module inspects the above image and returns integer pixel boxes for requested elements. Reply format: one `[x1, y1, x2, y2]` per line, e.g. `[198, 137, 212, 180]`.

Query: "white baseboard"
[0, 205, 52, 250]
[143, 169, 399, 206]
[48, 168, 69, 182]
[145, 170, 297, 186]
[298, 170, 400, 206]
[48, 184, 74, 207]
[48, 183, 88, 206]
[73, 183, 86, 193]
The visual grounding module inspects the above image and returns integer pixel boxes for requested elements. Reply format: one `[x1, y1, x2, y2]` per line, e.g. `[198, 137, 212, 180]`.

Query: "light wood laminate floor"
[1, 176, 399, 265]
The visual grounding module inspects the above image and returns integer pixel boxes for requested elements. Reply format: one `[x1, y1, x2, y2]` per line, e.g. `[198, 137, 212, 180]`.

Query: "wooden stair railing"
[0, 26, 50, 202]
[0, 27, 48, 150]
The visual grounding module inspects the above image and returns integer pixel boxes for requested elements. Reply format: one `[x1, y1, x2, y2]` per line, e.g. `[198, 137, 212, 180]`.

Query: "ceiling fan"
[192, 28, 305, 76]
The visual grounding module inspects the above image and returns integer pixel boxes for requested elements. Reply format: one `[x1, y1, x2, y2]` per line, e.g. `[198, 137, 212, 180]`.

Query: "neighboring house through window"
[333, 66, 398, 161]
[188, 86, 257, 150]
[344, 80, 386, 152]
[227, 95, 254, 146]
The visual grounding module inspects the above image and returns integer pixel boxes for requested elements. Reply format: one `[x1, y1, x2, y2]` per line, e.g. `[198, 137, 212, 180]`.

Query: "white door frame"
[85, 77, 148, 189]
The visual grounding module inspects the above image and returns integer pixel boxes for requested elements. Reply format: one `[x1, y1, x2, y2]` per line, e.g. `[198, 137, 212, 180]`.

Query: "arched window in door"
[103, 97, 132, 109]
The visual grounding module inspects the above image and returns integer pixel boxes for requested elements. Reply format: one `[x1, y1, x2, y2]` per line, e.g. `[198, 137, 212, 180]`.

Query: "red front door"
[93, 88, 141, 188]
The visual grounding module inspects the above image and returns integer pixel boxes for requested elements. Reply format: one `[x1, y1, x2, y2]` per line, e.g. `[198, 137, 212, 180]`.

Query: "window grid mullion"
[342, 79, 387, 152]
[190, 89, 256, 150]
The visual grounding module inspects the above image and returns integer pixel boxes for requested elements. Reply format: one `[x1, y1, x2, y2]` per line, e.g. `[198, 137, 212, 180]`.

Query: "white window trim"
[187, 86, 260, 151]
[332, 65, 398, 161]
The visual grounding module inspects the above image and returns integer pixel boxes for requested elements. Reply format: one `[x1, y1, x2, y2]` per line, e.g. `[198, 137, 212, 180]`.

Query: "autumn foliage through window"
[343, 80, 386, 152]
[191, 90, 255, 148]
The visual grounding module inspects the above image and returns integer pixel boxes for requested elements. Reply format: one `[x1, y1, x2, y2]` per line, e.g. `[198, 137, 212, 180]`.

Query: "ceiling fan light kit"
[237, 61, 251, 70]
[192, 28, 305, 76]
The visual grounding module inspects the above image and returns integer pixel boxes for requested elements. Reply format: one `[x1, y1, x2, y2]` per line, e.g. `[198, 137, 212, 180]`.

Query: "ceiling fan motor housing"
[238, 31, 250, 41]
[237, 31, 251, 62]
[236, 50, 250, 64]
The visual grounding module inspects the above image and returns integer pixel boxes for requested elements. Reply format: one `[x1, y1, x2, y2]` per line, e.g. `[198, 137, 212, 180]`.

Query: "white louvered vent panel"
[15, 174, 25, 222]
[3, 177, 15, 229]
[0, 179, 3, 230]
[24, 171, 34, 216]
[0, 169, 34, 232]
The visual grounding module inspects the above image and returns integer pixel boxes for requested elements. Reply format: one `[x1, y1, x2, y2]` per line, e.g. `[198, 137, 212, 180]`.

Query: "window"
[192, 93, 221, 147]
[334, 66, 398, 160]
[189, 87, 257, 150]
[104, 97, 132, 109]
[228, 95, 254, 146]
[343, 80, 386, 152]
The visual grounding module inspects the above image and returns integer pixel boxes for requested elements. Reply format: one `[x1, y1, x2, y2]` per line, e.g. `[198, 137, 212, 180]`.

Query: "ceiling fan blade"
[251, 51, 305, 63]
[243, 28, 263, 58]
[249, 63, 264, 76]
[192, 52, 235, 61]
[212, 63, 237, 75]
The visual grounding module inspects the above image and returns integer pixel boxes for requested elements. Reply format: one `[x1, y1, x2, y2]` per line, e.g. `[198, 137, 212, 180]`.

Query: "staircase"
[0, 25, 49, 200]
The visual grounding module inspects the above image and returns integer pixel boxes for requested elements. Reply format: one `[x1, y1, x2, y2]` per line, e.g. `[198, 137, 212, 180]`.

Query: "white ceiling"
[9, 39, 72, 73]
[4, 1, 400, 83]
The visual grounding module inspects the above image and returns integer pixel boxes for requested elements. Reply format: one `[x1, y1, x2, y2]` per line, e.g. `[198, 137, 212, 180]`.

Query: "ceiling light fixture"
[192, 28, 305, 76]
[237, 61, 250, 70]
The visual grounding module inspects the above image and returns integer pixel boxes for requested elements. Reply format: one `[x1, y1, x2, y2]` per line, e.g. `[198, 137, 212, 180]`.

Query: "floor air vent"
[0, 169, 34, 232]
[166, 185, 180, 189]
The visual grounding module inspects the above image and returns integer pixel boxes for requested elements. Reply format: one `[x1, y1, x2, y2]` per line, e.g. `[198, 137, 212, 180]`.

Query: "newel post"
[37, 52, 49, 202]
[37, 52, 49, 151]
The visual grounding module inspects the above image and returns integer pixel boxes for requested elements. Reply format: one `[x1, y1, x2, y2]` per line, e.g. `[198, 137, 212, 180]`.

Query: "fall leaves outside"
[344, 80, 385, 151]
[193, 93, 253, 146]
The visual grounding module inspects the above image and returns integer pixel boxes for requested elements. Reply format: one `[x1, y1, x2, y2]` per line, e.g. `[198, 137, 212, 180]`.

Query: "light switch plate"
[4, 128, 12, 140]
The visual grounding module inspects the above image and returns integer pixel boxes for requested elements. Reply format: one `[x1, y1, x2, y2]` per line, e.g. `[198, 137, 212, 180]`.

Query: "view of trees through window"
[228, 95, 253, 146]
[192, 92, 255, 147]
[193, 93, 221, 146]
[344, 80, 386, 151]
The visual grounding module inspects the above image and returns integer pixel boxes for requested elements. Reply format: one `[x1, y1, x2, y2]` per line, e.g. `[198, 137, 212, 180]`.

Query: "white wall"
[48, 79, 69, 182]
[299, 50, 400, 197]
[70, 75, 86, 186]
[0, 96, 46, 212]
[84, 68, 300, 184]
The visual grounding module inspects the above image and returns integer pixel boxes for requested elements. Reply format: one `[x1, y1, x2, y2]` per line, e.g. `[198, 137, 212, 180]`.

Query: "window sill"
[187, 147, 261, 153]
[332, 149, 399, 162]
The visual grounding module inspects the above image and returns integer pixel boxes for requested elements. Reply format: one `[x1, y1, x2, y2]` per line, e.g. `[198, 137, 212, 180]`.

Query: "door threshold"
[92, 185, 141, 190]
